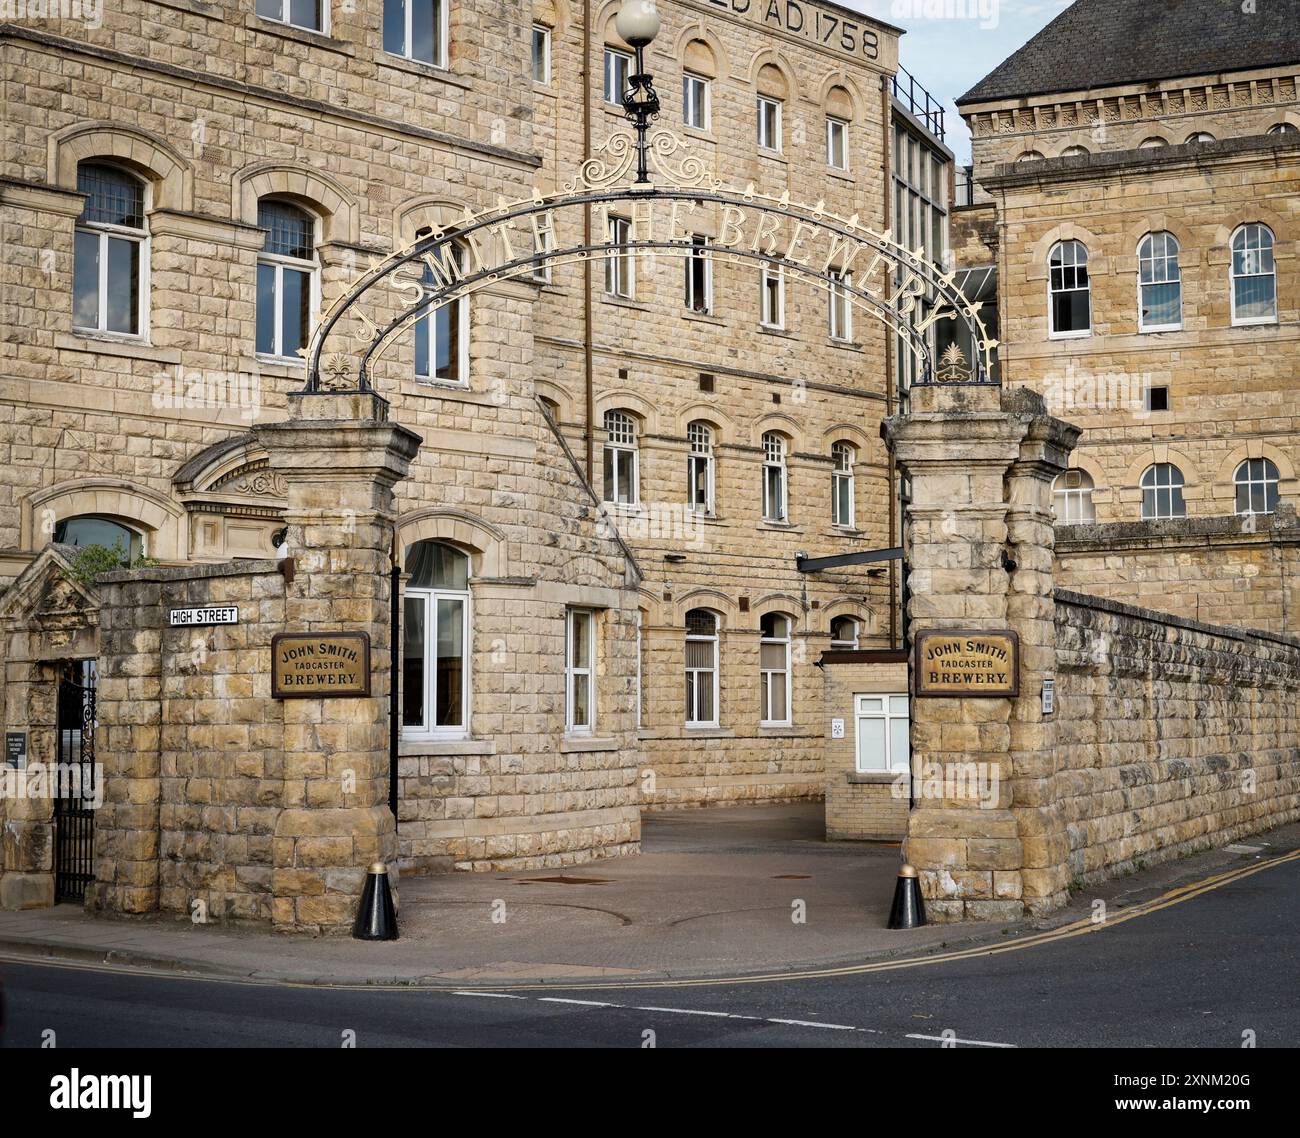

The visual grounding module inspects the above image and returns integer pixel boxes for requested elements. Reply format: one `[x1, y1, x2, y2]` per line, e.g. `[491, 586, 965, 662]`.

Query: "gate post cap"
[898, 863, 918, 878]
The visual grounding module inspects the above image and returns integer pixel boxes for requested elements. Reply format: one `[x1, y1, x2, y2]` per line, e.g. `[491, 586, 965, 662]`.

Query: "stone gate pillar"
[884, 384, 1079, 921]
[255, 392, 420, 933]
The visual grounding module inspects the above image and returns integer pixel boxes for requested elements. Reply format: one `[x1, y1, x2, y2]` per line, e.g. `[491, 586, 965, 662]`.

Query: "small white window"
[683, 72, 710, 131]
[257, 0, 324, 33]
[415, 243, 469, 385]
[1230, 224, 1277, 325]
[762, 432, 788, 523]
[757, 96, 782, 152]
[531, 24, 551, 84]
[1234, 458, 1281, 516]
[1138, 231, 1182, 332]
[603, 409, 638, 504]
[604, 47, 632, 105]
[1140, 463, 1186, 520]
[831, 442, 855, 527]
[829, 616, 858, 651]
[685, 234, 712, 314]
[1052, 469, 1096, 523]
[760, 265, 784, 329]
[687, 421, 715, 514]
[855, 694, 910, 773]
[605, 216, 634, 298]
[685, 609, 719, 728]
[1048, 239, 1091, 337]
[759, 613, 792, 726]
[826, 116, 848, 170]
[255, 199, 317, 360]
[828, 268, 853, 341]
[565, 608, 596, 733]
[73, 162, 148, 338]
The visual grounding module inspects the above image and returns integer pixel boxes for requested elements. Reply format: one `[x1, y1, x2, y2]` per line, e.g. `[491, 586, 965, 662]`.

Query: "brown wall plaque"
[271, 632, 372, 699]
[914, 629, 1020, 698]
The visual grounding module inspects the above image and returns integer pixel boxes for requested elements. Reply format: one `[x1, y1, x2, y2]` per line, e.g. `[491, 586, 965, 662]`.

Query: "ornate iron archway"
[303, 130, 997, 394]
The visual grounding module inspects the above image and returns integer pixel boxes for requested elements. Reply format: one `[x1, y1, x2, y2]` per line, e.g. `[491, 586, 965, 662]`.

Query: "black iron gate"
[54, 662, 97, 903]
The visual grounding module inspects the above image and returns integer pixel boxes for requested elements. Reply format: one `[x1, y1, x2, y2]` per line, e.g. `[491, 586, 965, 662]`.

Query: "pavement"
[0, 803, 1295, 988]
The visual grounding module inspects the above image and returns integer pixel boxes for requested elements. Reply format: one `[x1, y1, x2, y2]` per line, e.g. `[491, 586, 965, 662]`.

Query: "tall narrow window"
[829, 615, 859, 651]
[1137, 232, 1182, 331]
[685, 234, 712, 314]
[760, 265, 784, 328]
[531, 219, 555, 284]
[605, 216, 634, 298]
[402, 541, 470, 738]
[604, 47, 632, 105]
[1052, 469, 1096, 523]
[257, 0, 322, 32]
[73, 163, 146, 337]
[1230, 224, 1277, 325]
[635, 610, 643, 729]
[256, 200, 316, 359]
[1140, 463, 1186, 520]
[565, 608, 596, 733]
[603, 410, 638, 504]
[685, 609, 719, 727]
[856, 694, 910, 773]
[415, 245, 468, 384]
[1048, 239, 1091, 337]
[831, 442, 855, 527]
[826, 116, 848, 170]
[531, 24, 551, 84]
[828, 268, 853, 341]
[757, 95, 782, 151]
[762, 432, 787, 522]
[1234, 458, 1281, 515]
[759, 613, 791, 726]
[383, 0, 445, 66]
[683, 71, 710, 130]
[687, 420, 715, 514]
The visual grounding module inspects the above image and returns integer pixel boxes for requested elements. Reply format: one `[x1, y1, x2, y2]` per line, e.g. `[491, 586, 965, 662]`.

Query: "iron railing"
[893, 66, 946, 142]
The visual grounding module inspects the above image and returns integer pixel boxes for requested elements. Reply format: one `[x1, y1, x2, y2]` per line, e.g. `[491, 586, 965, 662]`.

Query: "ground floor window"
[855, 693, 909, 773]
[402, 541, 470, 736]
[565, 607, 596, 733]
[685, 608, 719, 727]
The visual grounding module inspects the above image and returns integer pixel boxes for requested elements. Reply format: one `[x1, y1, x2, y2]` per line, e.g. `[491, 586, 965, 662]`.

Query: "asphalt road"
[2, 853, 1296, 1049]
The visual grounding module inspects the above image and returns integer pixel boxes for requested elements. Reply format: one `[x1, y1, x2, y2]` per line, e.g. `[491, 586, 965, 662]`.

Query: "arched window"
[1138, 232, 1182, 332]
[603, 410, 639, 504]
[759, 612, 792, 726]
[256, 199, 317, 359]
[416, 242, 468, 384]
[831, 442, 855, 527]
[1234, 458, 1281, 516]
[73, 162, 147, 337]
[1052, 469, 1096, 524]
[53, 515, 144, 560]
[684, 608, 719, 728]
[1015, 150, 1045, 163]
[825, 85, 853, 170]
[1186, 131, 1215, 143]
[1267, 122, 1298, 136]
[1060, 145, 1090, 158]
[829, 615, 859, 650]
[756, 64, 785, 152]
[1231, 224, 1277, 325]
[383, 0, 447, 68]
[762, 432, 788, 522]
[686, 421, 715, 515]
[1138, 136, 1168, 149]
[1048, 239, 1091, 337]
[402, 541, 470, 737]
[1140, 463, 1186, 520]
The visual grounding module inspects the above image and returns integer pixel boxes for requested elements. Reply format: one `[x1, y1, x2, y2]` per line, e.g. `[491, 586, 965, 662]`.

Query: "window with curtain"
[73, 162, 147, 337]
[256, 199, 316, 359]
[759, 612, 791, 726]
[685, 609, 719, 727]
[402, 541, 470, 737]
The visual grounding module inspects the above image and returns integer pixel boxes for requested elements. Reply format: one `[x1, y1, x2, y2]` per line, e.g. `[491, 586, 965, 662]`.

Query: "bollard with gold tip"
[352, 862, 399, 941]
[886, 863, 927, 930]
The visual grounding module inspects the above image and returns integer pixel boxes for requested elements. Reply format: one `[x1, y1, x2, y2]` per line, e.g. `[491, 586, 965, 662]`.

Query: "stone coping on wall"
[1056, 507, 1300, 553]
[95, 558, 282, 585]
[1054, 587, 1300, 654]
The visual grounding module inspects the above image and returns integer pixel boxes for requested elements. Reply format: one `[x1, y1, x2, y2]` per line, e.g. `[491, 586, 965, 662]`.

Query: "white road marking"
[539, 998, 620, 1007]
[450, 990, 527, 999]
[632, 1005, 740, 1018]
[906, 1033, 1016, 1048]
[768, 1018, 856, 1031]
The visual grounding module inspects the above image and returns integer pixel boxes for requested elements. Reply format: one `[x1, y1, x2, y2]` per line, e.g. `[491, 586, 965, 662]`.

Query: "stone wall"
[1053, 589, 1300, 884]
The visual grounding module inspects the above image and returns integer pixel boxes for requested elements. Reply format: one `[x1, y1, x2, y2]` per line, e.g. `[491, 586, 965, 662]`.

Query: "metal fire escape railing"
[893, 65, 946, 142]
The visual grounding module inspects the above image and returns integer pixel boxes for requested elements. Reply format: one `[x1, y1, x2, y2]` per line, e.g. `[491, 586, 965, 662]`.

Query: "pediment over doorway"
[172, 434, 286, 561]
[0, 544, 100, 662]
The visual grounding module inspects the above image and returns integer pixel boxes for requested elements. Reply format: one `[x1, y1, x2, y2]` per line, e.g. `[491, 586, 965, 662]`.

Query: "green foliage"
[66, 542, 158, 587]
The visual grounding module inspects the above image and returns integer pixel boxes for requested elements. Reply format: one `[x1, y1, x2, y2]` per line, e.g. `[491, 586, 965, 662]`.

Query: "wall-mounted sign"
[271, 632, 371, 699]
[170, 606, 239, 627]
[914, 630, 1020, 698]
[1041, 678, 1055, 716]
[830, 718, 845, 740]
[5, 732, 27, 770]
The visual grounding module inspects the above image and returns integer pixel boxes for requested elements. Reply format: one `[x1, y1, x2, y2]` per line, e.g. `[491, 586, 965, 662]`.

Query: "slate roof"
[958, 0, 1300, 105]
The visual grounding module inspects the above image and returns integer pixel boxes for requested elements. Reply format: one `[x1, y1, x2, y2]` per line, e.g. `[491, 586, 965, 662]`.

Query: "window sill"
[757, 324, 794, 337]
[400, 738, 496, 757]
[759, 723, 802, 734]
[681, 124, 716, 144]
[559, 735, 619, 753]
[759, 521, 800, 533]
[376, 51, 469, 89]
[1137, 325, 1183, 335]
[58, 332, 178, 363]
[1230, 318, 1279, 329]
[600, 293, 649, 312]
[826, 167, 853, 182]
[252, 354, 308, 376]
[758, 148, 786, 163]
[828, 337, 862, 352]
[246, 15, 352, 56]
[683, 725, 731, 737]
[847, 770, 904, 785]
[1047, 329, 1091, 341]
[682, 309, 723, 325]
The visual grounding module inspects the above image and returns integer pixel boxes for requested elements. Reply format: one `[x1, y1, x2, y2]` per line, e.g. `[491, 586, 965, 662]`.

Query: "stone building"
[952, 0, 1300, 633]
[0, 0, 955, 902]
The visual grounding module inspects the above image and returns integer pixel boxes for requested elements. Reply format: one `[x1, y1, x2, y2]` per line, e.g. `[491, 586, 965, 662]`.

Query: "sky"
[846, 0, 1076, 164]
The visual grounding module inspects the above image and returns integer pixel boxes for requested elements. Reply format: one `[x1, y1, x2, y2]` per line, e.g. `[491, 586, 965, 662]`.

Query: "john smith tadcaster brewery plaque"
[271, 632, 371, 698]
[914, 629, 1020, 698]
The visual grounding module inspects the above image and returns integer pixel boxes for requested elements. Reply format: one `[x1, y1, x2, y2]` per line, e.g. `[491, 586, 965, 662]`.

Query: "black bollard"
[352, 862, 399, 941]
[886, 863, 926, 929]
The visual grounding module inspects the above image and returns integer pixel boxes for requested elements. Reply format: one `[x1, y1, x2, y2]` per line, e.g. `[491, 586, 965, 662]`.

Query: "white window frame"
[603, 409, 639, 505]
[565, 607, 597, 735]
[831, 442, 855, 528]
[73, 169, 150, 340]
[828, 268, 853, 342]
[256, 204, 319, 363]
[829, 616, 859, 651]
[757, 95, 782, 152]
[683, 71, 710, 131]
[1052, 470, 1096, 524]
[531, 23, 551, 85]
[760, 264, 785, 329]
[635, 610, 643, 729]
[685, 234, 713, 314]
[762, 432, 788, 523]
[854, 693, 910, 774]
[759, 614, 792, 727]
[402, 561, 472, 741]
[604, 47, 633, 105]
[605, 216, 635, 299]
[1140, 463, 1186, 520]
[415, 245, 470, 386]
[1234, 458, 1281, 516]
[381, 0, 447, 67]
[1048, 239, 1091, 339]
[257, 0, 327, 35]
[826, 115, 848, 170]
[1230, 223, 1278, 327]
[687, 420, 715, 515]
[1137, 231, 1182, 333]
[685, 611, 720, 729]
